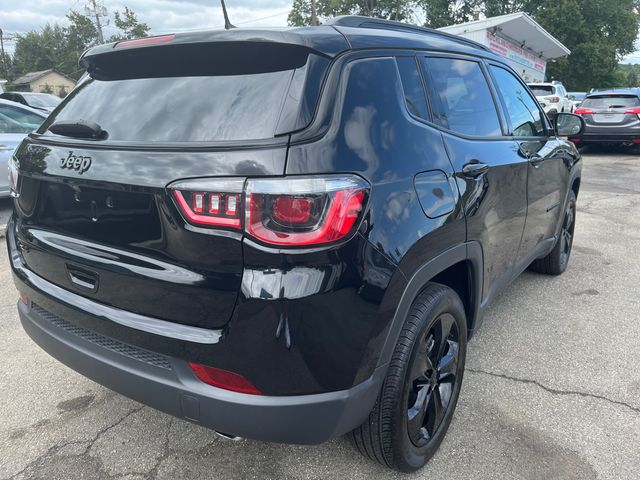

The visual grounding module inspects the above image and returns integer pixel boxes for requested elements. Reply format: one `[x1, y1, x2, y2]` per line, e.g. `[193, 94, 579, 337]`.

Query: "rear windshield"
[528, 85, 555, 96]
[41, 71, 295, 143]
[23, 93, 61, 108]
[581, 95, 640, 109]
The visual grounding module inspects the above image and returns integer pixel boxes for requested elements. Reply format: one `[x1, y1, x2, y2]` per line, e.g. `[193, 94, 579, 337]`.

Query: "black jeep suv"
[8, 16, 584, 472]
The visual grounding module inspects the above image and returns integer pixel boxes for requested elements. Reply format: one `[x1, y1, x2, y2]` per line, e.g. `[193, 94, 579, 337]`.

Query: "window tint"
[422, 57, 501, 137]
[0, 106, 43, 131]
[43, 71, 296, 143]
[395, 57, 429, 120]
[581, 95, 640, 109]
[528, 85, 555, 96]
[491, 66, 544, 137]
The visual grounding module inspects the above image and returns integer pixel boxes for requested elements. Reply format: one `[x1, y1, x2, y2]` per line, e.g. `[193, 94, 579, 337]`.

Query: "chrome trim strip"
[8, 223, 222, 345]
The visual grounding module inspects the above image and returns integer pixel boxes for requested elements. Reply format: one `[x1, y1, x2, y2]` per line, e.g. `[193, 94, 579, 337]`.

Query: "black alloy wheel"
[529, 190, 577, 275]
[406, 313, 460, 447]
[350, 283, 467, 472]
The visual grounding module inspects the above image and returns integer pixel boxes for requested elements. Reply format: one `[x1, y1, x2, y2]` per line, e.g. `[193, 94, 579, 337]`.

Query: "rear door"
[420, 55, 528, 300]
[488, 64, 569, 259]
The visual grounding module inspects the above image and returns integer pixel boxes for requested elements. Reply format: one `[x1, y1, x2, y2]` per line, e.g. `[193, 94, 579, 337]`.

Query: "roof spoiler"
[80, 28, 349, 80]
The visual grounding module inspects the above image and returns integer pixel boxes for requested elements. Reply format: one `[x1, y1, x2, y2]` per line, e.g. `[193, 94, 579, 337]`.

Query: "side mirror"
[555, 112, 584, 137]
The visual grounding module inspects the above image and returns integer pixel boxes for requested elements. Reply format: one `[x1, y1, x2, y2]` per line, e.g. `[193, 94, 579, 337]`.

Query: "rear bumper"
[17, 299, 382, 444]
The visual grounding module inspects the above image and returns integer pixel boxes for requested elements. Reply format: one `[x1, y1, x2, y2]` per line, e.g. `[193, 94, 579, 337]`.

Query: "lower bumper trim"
[18, 301, 382, 445]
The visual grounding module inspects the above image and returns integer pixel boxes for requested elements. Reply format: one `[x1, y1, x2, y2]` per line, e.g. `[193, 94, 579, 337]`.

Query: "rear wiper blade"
[48, 120, 108, 140]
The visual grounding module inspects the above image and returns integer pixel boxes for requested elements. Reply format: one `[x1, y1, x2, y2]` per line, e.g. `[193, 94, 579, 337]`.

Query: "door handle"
[462, 161, 489, 178]
[530, 155, 545, 167]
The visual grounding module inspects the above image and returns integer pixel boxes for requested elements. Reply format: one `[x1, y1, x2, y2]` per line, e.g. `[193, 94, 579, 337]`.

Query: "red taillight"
[625, 107, 640, 120]
[574, 108, 593, 115]
[188, 362, 261, 395]
[170, 178, 245, 230]
[550, 96, 560, 103]
[114, 34, 174, 49]
[569, 138, 582, 143]
[173, 191, 242, 228]
[245, 176, 368, 246]
[273, 196, 313, 224]
[169, 176, 369, 246]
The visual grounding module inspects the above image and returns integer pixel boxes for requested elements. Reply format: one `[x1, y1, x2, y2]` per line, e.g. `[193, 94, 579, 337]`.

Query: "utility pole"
[220, 0, 236, 29]
[0, 28, 6, 79]
[310, 0, 319, 26]
[85, 0, 108, 43]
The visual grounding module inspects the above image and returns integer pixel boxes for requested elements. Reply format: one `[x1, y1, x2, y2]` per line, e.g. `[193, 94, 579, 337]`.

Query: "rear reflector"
[188, 362, 261, 395]
[19, 291, 29, 305]
[632, 139, 640, 143]
[114, 34, 175, 49]
[569, 138, 582, 143]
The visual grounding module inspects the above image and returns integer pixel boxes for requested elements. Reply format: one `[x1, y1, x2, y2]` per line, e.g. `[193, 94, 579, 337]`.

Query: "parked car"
[7, 17, 583, 472]
[527, 81, 573, 118]
[0, 99, 46, 197]
[571, 89, 640, 145]
[567, 91, 586, 111]
[0, 92, 61, 113]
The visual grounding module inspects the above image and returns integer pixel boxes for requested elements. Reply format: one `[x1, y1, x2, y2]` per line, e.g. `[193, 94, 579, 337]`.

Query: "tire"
[350, 283, 467, 472]
[529, 190, 576, 275]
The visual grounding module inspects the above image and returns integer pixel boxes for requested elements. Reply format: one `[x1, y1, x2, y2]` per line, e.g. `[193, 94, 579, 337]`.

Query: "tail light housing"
[169, 175, 369, 247]
[550, 96, 560, 103]
[574, 108, 593, 115]
[245, 176, 368, 246]
[170, 178, 244, 229]
[624, 107, 640, 120]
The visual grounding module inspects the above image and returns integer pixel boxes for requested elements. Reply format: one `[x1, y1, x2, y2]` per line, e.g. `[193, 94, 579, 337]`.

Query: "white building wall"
[452, 30, 547, 82]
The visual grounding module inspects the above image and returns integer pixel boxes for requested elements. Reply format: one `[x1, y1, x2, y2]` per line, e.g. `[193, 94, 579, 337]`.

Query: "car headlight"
[8, 156, 20, 198]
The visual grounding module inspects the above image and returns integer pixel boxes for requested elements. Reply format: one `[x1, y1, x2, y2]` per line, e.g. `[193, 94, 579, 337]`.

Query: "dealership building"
[439, 12, 570, 83]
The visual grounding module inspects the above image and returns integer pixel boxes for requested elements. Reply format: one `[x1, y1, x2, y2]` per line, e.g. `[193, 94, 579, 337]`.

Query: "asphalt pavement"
[0, 146, 639, 480]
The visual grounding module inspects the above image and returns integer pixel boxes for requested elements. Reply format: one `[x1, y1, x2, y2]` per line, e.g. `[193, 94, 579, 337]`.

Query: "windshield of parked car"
[23, 93, 61, 109]
[528, 85, 555, 96]
[41, 71, 296, 143]
[580, 95, 640, 109]
[568, 92, 585, 100]
[0, 104, 44, 133]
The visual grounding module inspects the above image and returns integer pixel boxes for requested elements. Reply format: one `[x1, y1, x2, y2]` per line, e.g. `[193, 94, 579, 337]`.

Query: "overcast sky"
[1, 0, 638, 62]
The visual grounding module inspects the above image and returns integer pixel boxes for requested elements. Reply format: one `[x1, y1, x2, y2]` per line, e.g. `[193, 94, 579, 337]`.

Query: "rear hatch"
[11, 31, 342, 330]
[529, 85, 556, 109]
[577, 94, 640, 131]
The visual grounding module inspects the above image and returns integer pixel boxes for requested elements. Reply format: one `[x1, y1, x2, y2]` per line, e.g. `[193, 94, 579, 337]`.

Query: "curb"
[0, 224, 6, 240]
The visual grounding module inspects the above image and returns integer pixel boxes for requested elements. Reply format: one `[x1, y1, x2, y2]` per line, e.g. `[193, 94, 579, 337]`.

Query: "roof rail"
[326, 15, 492, 53]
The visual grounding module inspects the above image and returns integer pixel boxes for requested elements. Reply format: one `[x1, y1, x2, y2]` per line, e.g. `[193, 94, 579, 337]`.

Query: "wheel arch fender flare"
[376, 241, 484, 371]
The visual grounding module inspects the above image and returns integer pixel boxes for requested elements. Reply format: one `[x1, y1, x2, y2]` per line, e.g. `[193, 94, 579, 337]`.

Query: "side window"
[421, 57, 502, 137]
[395, 57, 429, 120]
[490, 66, 544, 137]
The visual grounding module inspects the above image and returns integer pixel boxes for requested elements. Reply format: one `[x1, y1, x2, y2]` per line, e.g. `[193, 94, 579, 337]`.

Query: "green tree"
[58, 85, 69, 97]
[109, 6, 150, 41]
[0, 51, 13, 80]
[627, 69, 639, 87]
[12, 24, 66, 77]
[288, 0, 413, 26]
[288, 0, 317, 26]
[41, 84, 53, 94]
[537, 0, 640, 90]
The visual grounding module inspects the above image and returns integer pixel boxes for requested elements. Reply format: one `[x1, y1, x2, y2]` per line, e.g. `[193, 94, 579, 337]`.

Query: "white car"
[527, 82, 573, 118]
[0, 99, 47, 197]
